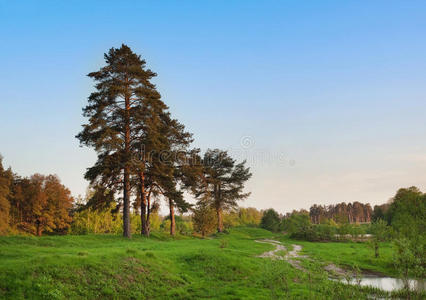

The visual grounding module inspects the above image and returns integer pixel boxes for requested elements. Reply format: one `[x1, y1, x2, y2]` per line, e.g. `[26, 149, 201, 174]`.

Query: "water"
[339, 275, 425, 292]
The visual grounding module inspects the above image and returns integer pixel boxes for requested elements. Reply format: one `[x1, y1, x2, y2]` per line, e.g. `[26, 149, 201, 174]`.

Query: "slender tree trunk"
[139, 172, 149, 236]
[123, 93, 131, 238]
[144, 192, 151, 237]
[217, 208, 223, 233]
[169, 200, 176, 236]
[214, 183, 223, 233]
[36, 220, 42, 236]
[123, 168, 131, 238]
[374, 242, 379, 258]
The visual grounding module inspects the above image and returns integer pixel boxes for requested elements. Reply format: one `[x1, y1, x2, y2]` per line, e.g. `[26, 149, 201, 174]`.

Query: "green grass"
[278, 237, 396, 276]
[0, 227, 420, 299]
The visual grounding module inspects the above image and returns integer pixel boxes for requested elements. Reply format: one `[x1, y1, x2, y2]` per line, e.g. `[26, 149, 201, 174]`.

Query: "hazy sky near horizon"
[1, 1, 426, 214]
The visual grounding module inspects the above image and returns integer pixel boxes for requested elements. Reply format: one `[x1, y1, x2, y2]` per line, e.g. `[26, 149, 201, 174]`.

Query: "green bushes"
[289, 224, 335, 242]
[69, 204, 163, 235]
[260, 209, 281, 232]
[70, 205, 261, 237]
[69, 204, 123, 235]
[223, 207, 262, 228]
[281, 212, 310, 235]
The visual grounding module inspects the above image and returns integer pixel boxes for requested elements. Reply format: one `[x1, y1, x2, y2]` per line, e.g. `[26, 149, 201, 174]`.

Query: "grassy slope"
[0, 227, 409, 299]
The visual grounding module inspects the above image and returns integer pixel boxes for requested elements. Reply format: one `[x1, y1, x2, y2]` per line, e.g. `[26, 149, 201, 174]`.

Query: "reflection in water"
[340, 275, 425, 292]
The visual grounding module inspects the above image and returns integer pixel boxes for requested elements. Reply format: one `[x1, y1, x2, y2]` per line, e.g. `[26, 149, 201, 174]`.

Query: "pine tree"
[192, 198, 216, 237]
[77, 44, 159, 238]
[84, 184, 116, 212]
[163, 148, 200, 236]
[194, 149, 252, 232]
[134, 102, 193, 236]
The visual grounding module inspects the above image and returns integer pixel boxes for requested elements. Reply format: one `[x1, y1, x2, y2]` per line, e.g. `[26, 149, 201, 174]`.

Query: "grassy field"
[0, 227, 420, 299]
[279, 237, 396, 277]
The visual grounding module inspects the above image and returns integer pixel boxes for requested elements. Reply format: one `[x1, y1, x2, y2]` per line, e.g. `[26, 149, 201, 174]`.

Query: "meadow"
[0, 227, 420, 300]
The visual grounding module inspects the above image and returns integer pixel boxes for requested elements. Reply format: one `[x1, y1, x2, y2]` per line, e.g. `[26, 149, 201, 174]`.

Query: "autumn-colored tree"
[0, 156, 12, 234]
[42, 175, 74, 234]
[8, 174, 73, 236]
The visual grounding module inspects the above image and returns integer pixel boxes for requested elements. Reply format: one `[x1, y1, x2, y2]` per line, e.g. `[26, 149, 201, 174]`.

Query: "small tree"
[194, 149, 251, 232]
[393, 238, 424, 295]
[369, 219, 389, 258]
[192, 200, 216, 237]
[260, 209, 281, 232]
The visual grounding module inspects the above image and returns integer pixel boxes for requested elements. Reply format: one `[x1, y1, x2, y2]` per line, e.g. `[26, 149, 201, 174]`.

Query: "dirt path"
[255, 239, 353, 277]
[255, 239, 306, 270]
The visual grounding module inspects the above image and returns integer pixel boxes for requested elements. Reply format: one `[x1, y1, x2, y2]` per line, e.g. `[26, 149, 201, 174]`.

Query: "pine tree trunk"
[123, 167, 131, 238]
[217, 208, 223, 233]
[123, 93, 132, 238]
[140, 172, 149, 236]
[146, 210, 151, 237]
[145, 193, 151, 237]
[170, 200, 176, 236]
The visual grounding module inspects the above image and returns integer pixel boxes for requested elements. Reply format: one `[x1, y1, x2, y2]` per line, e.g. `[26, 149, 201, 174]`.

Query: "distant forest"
[309, 202, 373, 224]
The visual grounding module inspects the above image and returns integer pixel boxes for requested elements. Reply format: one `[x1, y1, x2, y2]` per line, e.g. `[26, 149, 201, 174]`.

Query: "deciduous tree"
[0, 156, 12, 234]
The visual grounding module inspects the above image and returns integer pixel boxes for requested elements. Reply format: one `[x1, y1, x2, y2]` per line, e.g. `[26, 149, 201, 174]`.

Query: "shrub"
[260, 209, 281, 232]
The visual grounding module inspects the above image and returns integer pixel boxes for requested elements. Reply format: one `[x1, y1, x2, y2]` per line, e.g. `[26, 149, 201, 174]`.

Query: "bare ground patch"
[255, 240, 306, 271]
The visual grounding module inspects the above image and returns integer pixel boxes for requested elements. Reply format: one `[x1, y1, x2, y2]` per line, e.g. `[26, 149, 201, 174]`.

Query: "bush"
[69, 204, 122, 234]
[260, 209, 281, 232]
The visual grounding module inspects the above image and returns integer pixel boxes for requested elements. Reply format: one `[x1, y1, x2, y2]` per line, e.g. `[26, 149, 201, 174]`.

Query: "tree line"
[261, 188, 424, 240]
[0, 150, 258, 237]
[259, 186, 425, 287]
[309, 202, 373, 224]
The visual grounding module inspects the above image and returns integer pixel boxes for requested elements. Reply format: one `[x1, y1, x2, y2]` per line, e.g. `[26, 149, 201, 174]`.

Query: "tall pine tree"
[78, 44, 195, 237]
[77, 44, 160, 238]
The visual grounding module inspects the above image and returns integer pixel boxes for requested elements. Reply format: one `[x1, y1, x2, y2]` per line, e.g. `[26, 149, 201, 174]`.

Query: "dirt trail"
[255, 239, 352, 276]
[255, 239, 306, 270]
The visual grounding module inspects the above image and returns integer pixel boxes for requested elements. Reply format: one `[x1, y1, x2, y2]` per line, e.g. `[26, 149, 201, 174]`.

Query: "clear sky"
[1, 1, 425, 214]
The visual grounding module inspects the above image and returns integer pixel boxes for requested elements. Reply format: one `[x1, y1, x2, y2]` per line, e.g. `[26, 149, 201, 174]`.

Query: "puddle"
[336, 275, 425, 292]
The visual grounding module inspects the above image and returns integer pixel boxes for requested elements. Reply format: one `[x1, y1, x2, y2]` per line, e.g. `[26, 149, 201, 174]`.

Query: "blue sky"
[1, 1, 426, 213]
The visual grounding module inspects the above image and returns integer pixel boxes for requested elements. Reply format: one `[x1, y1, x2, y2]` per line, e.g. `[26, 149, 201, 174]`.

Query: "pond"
[337, 275, 425, 292]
